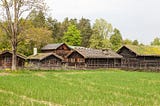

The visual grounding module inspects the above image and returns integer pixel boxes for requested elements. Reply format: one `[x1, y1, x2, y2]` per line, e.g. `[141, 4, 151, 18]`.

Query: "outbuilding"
[67, 48, 123, 68]
[27, 53, 63, 69]
[117, 45, 160, 70]
[0, 50, 26, 69]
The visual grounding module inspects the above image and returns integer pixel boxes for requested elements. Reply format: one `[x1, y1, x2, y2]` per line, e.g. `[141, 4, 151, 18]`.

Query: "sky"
[45, 0, 160, 44]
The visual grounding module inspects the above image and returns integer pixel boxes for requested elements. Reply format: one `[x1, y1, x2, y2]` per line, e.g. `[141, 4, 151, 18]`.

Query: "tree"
[63, 24, 81, 46]
[78, 18, 92, 47]
[123, 39, 132, 45]
[31, 10, 46, 28]
[89, 18, 113, 49]
[93, 18, 113, 39]
[132, 40, 139, 45]
[0, 27, 10, 50]
[151, 37, 160, 46]
[0, 0, 46, 70]
[110, 28, 123, 51]
[18, 27, 52, 56]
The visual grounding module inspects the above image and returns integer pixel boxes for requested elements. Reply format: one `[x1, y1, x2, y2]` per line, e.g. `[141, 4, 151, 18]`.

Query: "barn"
[67, 47, 123, 68]
[27, 53, 63, 69]
[117, 45, 160, 70]
[0, 50, 26, 69]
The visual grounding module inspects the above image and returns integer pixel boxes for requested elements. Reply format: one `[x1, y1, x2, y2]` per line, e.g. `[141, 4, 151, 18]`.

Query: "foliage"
[132, 40, 139, 45]
[89, 18, 112, 49]
[0, 28, 10, 50]
[78, 18, 92, 47]
[151, 37, 160, 46]
[18, 27, 53, 56]
[93, 18, 113, 39]
[123, 39, 132, 45]
[63, 24, 81, 46]
[126, 45, 160, 55]
[0, 70, 160, 106]
[30, 10, 46, 28]
[0, 0, 46, 70]
[110, 28, 123, 51]
[89, 31, 111, 49]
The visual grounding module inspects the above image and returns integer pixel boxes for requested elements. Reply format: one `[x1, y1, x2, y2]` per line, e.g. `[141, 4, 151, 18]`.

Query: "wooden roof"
[118, 45, 160, 56]
[27, 53, 63, 61]
[67, 47, 123, 59]
[0, 50, 26, 59]
[41, 43, 71, 50]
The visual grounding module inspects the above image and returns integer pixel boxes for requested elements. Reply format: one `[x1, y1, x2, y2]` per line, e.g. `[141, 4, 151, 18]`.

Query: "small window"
[70, 58, 75, 62]
[5, 56, 11, 63]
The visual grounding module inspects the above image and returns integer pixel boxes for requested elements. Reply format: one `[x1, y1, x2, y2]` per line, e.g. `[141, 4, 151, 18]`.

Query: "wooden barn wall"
[119, 47, 160, 70]
[118, 47, 136, 58]
[85, 58, 121, 68]
[67, 52, 85, 67]
[0, 53, 25, 69]
[41, 44, 72, 58]
[28, 55, 62, 69]
[56, 44, 72, 57]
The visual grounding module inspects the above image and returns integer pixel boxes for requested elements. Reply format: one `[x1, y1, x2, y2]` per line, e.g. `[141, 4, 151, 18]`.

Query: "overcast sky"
[45, 0, 160, 44]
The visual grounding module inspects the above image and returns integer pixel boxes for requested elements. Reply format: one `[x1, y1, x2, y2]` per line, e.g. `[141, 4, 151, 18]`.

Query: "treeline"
[0, 10, 159, 56]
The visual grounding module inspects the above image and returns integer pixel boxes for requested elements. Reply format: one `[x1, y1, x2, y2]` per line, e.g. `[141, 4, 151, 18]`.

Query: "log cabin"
[67, 47, 123, 68]
[117, 45, 160, 70]
[0, 50, 26, 69]
[41, 43, 72, 58]
[27, 53, 63, 69]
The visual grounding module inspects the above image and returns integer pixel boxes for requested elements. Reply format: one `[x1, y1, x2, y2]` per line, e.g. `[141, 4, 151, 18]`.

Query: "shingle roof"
[118, 45, 160, 56]
[68, 47, 122, 59]
[0, 50, 26, 59]
[27, 53, 63, 60]
[41, 43, 71, 50]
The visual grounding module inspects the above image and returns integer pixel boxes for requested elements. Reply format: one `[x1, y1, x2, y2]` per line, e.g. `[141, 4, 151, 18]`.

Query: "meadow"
[0, 69, 160, 106]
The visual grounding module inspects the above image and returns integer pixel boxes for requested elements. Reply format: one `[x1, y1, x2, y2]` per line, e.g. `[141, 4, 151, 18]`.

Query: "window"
[5, 56, 11, 63]
[70, 58, 75, 62]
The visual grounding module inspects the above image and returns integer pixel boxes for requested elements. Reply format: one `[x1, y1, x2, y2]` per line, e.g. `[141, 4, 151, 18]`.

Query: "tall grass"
[0, 69, 160, 106]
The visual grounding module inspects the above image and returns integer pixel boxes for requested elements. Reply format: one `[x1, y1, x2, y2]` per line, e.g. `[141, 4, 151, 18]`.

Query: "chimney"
[33, 48, 37, 55]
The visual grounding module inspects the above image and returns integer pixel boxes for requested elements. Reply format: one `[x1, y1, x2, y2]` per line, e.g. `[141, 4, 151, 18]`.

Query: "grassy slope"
[0, 70, 160, 106]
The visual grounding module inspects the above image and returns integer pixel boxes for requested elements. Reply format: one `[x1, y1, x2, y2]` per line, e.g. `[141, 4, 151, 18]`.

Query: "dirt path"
[0, 89, 62, 106]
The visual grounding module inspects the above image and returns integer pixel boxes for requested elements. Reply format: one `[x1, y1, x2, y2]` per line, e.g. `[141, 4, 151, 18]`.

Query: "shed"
[0, 50, 26, 69]
[117, 45, 160, 70]
[27, 53, 63, 69]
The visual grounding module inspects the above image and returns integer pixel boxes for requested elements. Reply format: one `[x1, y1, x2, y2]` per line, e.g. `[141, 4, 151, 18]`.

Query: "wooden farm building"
[67, 48, 122, 68]
[27, 53, 63, 69]
[27, 43, 123, 69]
[41, 43, 72, 58]
[117, 45, 160, 70]
[0, 50, 26, 69]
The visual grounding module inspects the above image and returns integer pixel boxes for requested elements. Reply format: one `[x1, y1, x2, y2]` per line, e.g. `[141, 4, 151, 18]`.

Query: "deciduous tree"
[89, 18, 112, 49]
[132, 40, 139, 45]
[110, 28, 122, 51]
[0, 0, 46, 70]
[151, 37, 160, 46]
[63, 24, 81, 46]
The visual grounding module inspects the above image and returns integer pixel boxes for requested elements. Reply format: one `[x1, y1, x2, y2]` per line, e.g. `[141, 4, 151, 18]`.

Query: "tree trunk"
[11, 0, 18, 71]
[12, 45, 17, 70]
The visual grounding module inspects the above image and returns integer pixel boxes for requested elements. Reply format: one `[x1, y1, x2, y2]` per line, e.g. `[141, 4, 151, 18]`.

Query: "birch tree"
[0, 0, 46, 70]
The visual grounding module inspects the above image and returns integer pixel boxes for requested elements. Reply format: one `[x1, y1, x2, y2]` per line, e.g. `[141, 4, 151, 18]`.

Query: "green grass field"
[0, 69, 160, 106]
